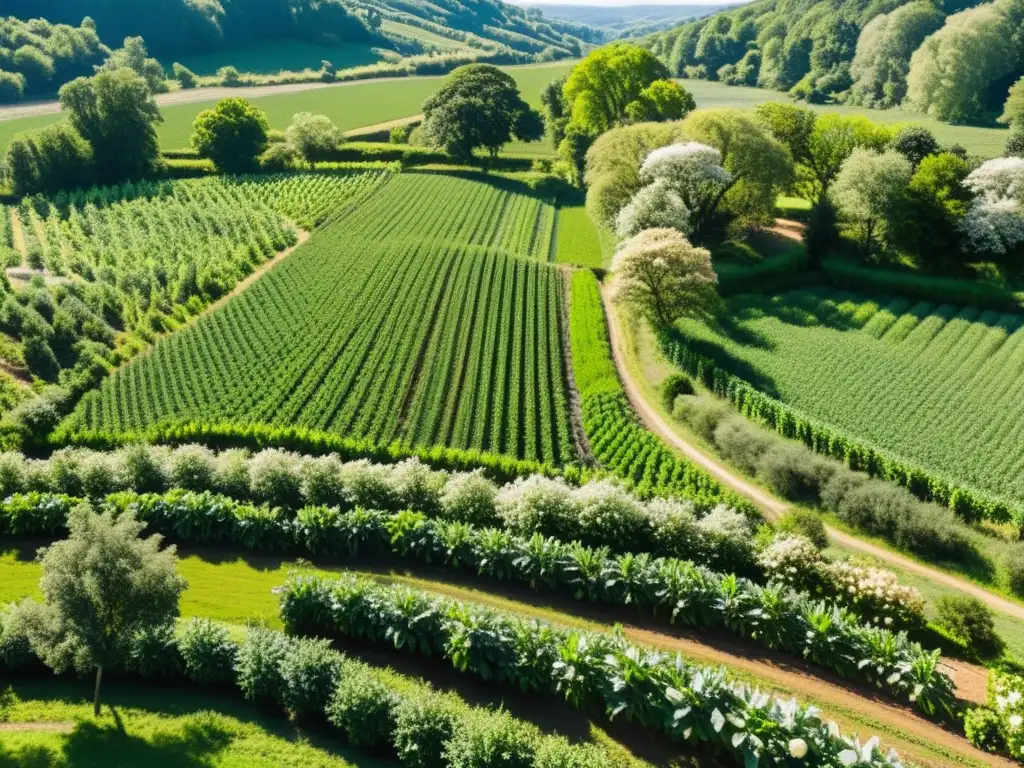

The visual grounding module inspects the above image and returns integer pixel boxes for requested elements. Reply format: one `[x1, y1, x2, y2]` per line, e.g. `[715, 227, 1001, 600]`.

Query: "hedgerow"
[0, 614, 617, 767]
[279, 574, 907, 767]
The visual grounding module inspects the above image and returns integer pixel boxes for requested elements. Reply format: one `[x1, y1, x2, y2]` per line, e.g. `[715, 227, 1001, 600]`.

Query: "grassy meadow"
[674, 286, 1024, 506]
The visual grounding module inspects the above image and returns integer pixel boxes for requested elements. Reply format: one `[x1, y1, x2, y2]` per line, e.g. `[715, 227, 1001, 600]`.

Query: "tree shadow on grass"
[1, 540, 49, 564]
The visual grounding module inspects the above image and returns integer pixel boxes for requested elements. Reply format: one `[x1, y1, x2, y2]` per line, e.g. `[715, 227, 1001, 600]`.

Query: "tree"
[635, 142, 731, 240]
[1008, 126, 1024, 157]
[624, 80, 696, 124]
[615, 178, 692, 239]
[286, 112, 344, 168]
[959, 157, 1024, 257]
[422, 65, 542, 159]
[541, 74, 569, 149]
[1002, 76, 1024, 127]
[0, 71, 26, 103]
[99, 37, 168, 94]
[890, 152, 972, 269]
[562, 43, 672, 136]
[4, 122, 95, 196]
[889, 126, 940, 168]
[611, 228, 718, 326]
[59, 68, 161, 185]
[17, 504, 186, 715]
[802, 114, 895, 201]
[192, 97, 270, 173]
[754, 102, 817, 164]
[831, 149, 913, 257]
[848, 2, 944, 109]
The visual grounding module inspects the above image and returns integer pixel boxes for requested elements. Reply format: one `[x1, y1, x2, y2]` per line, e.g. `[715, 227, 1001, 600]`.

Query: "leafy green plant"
[326, 666, 399, 748]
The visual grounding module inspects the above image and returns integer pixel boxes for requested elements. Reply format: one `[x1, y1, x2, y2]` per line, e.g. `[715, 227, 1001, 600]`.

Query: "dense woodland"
[642, 0, 1024, 124]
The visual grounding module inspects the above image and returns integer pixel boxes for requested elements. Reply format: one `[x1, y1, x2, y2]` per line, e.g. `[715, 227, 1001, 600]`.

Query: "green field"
[554, 203, 604, 268]
[681, 79, 1012, 158]
[674, 286, 1024, 505]
[0, 62, 575, 153]
[170, 39, 384, 76]
[65, 172, 577, 464]
[380, 19, 468, 49]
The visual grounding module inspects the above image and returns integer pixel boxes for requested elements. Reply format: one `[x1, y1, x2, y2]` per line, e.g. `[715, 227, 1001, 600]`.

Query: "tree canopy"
[422, 64, 543, 159]
[192, 97, 270, 173]
[286, 112, 344, 168]
[59, 67, 161, 184]
[832, 148, 913, 256]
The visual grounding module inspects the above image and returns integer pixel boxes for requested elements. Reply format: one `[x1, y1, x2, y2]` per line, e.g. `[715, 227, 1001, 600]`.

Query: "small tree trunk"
[93, 664, 103, 716]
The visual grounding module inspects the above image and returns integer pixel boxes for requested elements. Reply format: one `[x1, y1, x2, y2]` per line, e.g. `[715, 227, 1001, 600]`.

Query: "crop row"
[668, 286, 1024, 520]
[553, 204, 604, 268]
[280, 574, 905, 767]
[568, 270, 752, 513]
[62, 174, 576, 463]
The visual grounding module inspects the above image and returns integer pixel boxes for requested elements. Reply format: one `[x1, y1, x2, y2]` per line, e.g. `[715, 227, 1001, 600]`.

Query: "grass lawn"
[169, 40, 384, 76]
[0, 62, 575, 154]
[682, 79, 1010, 158]
[0, 678, 386, 767]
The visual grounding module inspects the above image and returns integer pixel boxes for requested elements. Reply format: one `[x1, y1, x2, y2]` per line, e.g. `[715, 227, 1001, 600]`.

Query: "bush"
[661, 373, 694, 411]
[444, 709, 538, 768]
[235, 626, 289, 705]
[390, 125, 412, 144]
[218, 66, 242, 87]
[299, 455, 346, 507]
[248, 450, 302, 509]
[279, 636, 344, 718]
[674, 394, 730, 441]
[260, 142, 298, 172]
[0, 602, 38, 670]
[935, 595, 1004, 659]
[571, 479, 647, 548]
[964, 707, 1005, 753]
[169, 444, 217, 491]
[392, 690, 461, 768]
[713, 416, 774, 474]
[496, 475, 575, 540]
[439, 470, 499, 526]
[214, 449, 250, 499]
[172, 63, 197, 89]
[755, 443, 836, 501]
[179, 618, 237, 685]
[326, 665, 398, 748]
[127, 623, 183, 678]
[118, 443, 170, 493]
[340, 459, 395, 509]
[776, 509, 829, 549]
[534, 737, 617, 768]
[1005, 546, 1024, 597]
[0, 71, 26, 103]
[389, 458, 444, 515]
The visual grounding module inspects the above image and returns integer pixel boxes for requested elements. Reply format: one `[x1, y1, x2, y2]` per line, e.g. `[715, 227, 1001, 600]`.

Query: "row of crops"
[0, 173, 386, 389]
[673, 287, 1024, 507]
[553, 203, 604, 268]
[62, 173, 577, 464]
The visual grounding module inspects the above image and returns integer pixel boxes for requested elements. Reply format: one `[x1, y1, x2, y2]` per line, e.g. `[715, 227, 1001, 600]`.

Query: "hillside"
[641, 0, 1024, 123]
[0, 16, 110, 101]
[515, 3, 728, 37]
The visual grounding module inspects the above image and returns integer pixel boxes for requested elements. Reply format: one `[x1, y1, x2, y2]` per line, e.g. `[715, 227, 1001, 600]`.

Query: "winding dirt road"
[598, 282, 1024, 624]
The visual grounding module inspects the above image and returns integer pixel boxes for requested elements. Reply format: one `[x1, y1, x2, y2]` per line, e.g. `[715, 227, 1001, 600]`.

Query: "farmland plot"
[64, 173, 576, 464]
[674, 286, 1024, 505]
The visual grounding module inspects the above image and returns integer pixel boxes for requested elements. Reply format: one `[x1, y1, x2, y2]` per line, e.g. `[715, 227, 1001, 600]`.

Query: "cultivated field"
[554, 203, 604, 268]
[64, 173, 577, 463]
[674, 286, 1024, 505]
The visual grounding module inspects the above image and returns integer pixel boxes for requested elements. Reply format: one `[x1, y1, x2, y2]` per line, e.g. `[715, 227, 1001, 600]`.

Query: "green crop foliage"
[64, 173, 575, 464]
[554, 205, 603, 268]
[672, 285, 1024, 509]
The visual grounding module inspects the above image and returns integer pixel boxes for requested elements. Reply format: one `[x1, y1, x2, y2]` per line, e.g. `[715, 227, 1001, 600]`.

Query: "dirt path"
[598, 281, 1024, 625]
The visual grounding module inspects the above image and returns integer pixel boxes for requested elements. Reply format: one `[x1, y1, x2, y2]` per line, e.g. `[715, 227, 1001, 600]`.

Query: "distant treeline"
[0, 16, 109, 100]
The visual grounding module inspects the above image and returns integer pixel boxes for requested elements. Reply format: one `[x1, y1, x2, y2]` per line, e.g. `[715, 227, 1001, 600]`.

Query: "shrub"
[218, 66, 242, 87]
[127, 623, 184, 678]
[260, 142, 298, 172]
[755, 443, 836, 501]
[118, 443, 170, 493]
[534, 737, 617, 768]
[78, 451, 122, 498]
[1004, 546, 1024, 597]
[279, 636, 344, 718]
[439, 470, 499, 526]
[964, 707, 1005, 753]
[935, 595, 1004, 659]
[777, 509, 829, 549]
[179, 618, 237, 685]
[213, 449, 250, 499]
[571, 479, 647, 548]
[0, 602, 38, 670]
[390, 125, 412, 144]
[326, 665, 399, 748]
[645, 497, 699, 557]
[496, 475, 575, 540]
[444, 709, 538, 768]
[757, 534, 823, 592]
[392, 690, 461, 768]
[172, 63, 197, 89]
[661, 373, 694, 411]
[340, 459, 394, 509]
[169, 445, 217, 491]
[235, 626, 289, 705]
[299, 455, 345, 507]
[248, 450, 302, 509]
[713, 416, 773, 474]
[389, 458, 445, 515]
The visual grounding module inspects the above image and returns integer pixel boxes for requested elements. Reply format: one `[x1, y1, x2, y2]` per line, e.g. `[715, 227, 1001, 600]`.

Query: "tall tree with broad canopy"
[422, 64, 543, 159]
[59, 67, 162, 185]
[15, 504, 186, 715]
[562, 43, 682, 136]
[831, 149, 913, 258]
[611, 227, 719, 326]
[192, 97, 270, 173]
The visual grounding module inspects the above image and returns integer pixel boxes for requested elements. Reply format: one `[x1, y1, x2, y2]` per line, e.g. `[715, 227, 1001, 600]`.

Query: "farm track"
[598, 280, 1024, 624]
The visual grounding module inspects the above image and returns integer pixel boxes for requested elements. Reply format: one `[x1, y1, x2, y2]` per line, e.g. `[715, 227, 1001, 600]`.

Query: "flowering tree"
[615, 178, 691, 239]
[959, 157, 1024, 257]
[611, 228, 718, 326]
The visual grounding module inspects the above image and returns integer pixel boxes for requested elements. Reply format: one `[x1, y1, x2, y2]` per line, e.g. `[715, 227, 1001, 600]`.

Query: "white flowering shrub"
[299, 454, 346, 507]
[388, 458, 445, 514]
[169, 444, 217, 492]
[757, 534, 824, 592]
[213, 448, 250, 498]
[646, 497, 699, 554]
[339, 459, 395, 510]
[571, 479, 647, 546]
[821, 560, 925, 630]
[615, 178, 692, 239]
[249, 449, 303, 509]
[960, 157, 1024, 256]
[496, 475, 576, 539]
[696, 504, 751, 539]
[440, 470, 499, 526]
[991, 671, 1024, 759]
